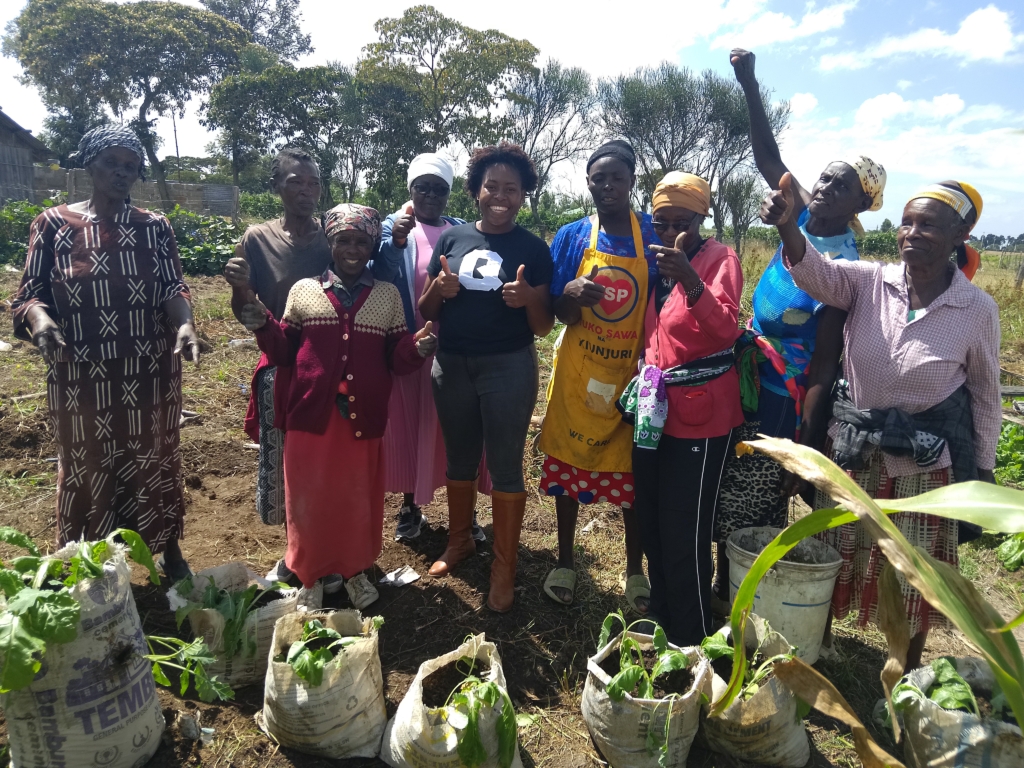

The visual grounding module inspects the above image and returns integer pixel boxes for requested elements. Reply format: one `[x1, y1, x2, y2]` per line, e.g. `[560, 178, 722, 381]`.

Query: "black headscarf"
[587, 139, 636, 173]
[69, 126, 147, 180]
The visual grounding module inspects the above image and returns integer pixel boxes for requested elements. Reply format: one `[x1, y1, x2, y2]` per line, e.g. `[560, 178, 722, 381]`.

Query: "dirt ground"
[1, 270, 1022, 768]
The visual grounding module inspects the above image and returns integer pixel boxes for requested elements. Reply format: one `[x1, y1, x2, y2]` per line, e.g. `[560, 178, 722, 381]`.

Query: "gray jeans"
[431, 345, 539, 493]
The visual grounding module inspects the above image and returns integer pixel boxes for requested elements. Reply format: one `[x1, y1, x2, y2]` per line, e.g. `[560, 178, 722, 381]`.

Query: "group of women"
[11, 48, 1001, 667]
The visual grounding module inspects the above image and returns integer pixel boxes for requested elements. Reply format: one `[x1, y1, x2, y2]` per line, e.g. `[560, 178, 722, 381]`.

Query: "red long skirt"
[283, 407, 384, 587]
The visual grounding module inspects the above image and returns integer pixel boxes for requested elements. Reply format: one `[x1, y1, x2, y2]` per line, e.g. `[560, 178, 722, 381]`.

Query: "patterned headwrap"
[69, 125, 147, 180]
[323, 203, 382, 242]
[909, 182, 983, 231]
[839, 155, 886, 211]
[652, 172, 711, 216]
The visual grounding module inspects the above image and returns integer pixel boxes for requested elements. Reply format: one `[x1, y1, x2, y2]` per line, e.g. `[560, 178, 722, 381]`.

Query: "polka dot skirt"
[540, 455, 634, 509]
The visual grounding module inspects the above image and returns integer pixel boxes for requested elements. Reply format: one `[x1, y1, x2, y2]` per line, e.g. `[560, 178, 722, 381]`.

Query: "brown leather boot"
[487, 490, 527, 612]
[428, 479, 478, 577]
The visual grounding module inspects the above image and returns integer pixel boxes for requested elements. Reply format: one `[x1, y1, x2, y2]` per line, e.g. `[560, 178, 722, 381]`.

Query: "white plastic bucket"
[726, 527, 841, 664]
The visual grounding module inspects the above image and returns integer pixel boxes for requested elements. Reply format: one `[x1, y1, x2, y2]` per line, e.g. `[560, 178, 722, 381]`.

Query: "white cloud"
[897, 79, 912, 90]
[820, 5, 1024, 71]
[789, 92, 819, 118]
[710, 1, 858, 51]
[779, 91, 1024, 235]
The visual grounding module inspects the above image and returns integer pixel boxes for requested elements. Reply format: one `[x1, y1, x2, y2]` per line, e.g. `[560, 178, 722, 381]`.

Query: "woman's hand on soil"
[240, 291, 269, 331]
[503, 264, 535, 308]
[437, 256, 461, 299]
[173, 322, 202, 366]
[564, 264, 604, 308]
[223, 255, 250, 290]
[414, 321, 437, 357]
[30, 311, 66, 364]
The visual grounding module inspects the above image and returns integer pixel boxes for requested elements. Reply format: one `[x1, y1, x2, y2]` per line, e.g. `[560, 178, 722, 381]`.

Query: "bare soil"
[1, 272, 1023, 768]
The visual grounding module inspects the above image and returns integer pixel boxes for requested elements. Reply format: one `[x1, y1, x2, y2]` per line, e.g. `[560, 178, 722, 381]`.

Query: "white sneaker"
[344, 572, 379, 610]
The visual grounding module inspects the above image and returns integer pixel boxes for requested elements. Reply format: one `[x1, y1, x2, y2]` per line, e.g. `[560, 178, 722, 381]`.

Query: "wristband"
[686, 280, 705, 305]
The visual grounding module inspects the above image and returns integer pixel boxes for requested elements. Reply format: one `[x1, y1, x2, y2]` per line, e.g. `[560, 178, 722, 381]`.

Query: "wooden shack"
[0, 106, 51, 203]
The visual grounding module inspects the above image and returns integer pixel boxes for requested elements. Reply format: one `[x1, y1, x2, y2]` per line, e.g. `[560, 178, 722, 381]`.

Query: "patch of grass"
[0, 470, 55, 500]
[959, 545, 981, 581]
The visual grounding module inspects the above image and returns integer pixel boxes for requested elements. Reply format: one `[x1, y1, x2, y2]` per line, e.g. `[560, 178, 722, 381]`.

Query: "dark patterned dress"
[12, 204, 190, 553]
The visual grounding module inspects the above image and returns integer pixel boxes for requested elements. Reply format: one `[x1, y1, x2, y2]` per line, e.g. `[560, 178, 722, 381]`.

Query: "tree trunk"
[734, 228, 742, 258]
[137, 99, 173, 211]
[1015, 257, 1024, 290]
[231, 136, 240, 188]
[530, 194, 545, 238]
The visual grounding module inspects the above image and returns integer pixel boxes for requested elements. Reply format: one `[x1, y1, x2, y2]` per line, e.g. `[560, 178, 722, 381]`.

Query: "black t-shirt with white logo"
[427, 223, 554, 356]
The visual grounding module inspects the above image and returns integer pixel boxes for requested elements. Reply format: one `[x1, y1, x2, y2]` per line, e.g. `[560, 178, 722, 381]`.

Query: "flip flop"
[543, 567, 576, 605]
[622, 573, 651, 615]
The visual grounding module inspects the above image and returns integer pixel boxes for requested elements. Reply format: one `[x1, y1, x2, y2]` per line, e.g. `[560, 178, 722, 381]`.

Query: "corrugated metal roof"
[0, 106, 51, 159]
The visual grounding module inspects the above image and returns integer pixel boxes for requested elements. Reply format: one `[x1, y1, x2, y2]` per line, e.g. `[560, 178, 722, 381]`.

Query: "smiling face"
[410, 174, 451, 225]
[87, 146, 141, 200]
[587, 156, 635, 217]
[898, 198, 968, 270]
[652, 205, 703, 251]
[477, 163, 524, 232]
[330, 230, 375, 280]
[274, 158, 322, 219]
[807, 162, 872, 221]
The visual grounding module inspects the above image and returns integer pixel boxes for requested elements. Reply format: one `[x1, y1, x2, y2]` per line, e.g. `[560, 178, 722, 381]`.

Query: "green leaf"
[371, 615, 385, 630]
[0, 612, 46, 693]
[110, 529, 159, 585]
[700, 628, 732, 661]
[795, 697, 812, 721]
[997, 534, 1024, 572]
[651, 650, 689, 681]
[652, 624, 668, 654]
[9, 557, 41, 574]
[0, 569, 26, 598]
[515, 712, 539, 729]
[179, 668, 191, 697]
[598, 611, 625, 649]
[151, 661, 171, 687]
[607, 665, 647, 701]
[455, 687, 488, 768]
[16, 591, 79, 644]
[0, 528, 39, 556]
[195, 664, 235, 702]
[877, 482, 1024, 532]
[927, 657, 978, 716]
[495, 687, 518, 768]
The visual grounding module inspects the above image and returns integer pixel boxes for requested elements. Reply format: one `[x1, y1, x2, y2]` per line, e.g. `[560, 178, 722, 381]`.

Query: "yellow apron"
[538, 214, 649, 472]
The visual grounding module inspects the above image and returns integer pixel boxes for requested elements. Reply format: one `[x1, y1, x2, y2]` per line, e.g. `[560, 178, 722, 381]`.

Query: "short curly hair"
[465, 142, 539, 198]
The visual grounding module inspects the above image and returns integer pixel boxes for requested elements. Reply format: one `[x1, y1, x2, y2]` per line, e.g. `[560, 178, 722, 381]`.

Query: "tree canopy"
[5, 0, 249, 206]
[199, 0, 311, 61]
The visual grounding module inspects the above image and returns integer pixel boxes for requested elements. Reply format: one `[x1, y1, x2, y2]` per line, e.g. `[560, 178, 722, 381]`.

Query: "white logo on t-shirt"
[457, 249, 504, 291]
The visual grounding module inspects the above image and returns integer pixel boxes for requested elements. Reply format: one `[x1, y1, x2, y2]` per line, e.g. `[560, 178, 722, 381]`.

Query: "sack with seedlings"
[167, 561, 322, 687]
[700, 615, 810, 767]
[381, 633, 522, 768]
[892, 656, 1023, 768]
[1, 535, 165, 768]
[258, 610, 387, 758]
[582, 613, 712, 768]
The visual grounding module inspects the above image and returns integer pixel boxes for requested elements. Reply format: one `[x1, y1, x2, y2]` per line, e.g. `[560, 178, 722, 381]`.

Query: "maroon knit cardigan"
[253, 276, 424, 439]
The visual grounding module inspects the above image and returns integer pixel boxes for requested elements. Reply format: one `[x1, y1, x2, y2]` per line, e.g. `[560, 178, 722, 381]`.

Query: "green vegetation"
[174, 577, 288, 659]
[891, 656, 1017, 725]
[0, 199, 52, 264]
[435, 654, 517, 768]
[996, 424, 1024, 487]
[276, 616, 383, 687]
[997, 533, 1024, 572]
[597, 612, 690, 702]
[165, 206, 243, 276]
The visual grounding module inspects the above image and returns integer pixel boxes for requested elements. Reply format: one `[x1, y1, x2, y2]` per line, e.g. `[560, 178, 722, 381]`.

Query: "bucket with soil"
[167, 561, 322, 687]
[582, 626, 711, 768]
[380, 633, 523, 768]
[727, 526, 841, 664]
[259, 610, 387, 759]
[893, 656, 1023, 768]
[700, 614, 810, 767]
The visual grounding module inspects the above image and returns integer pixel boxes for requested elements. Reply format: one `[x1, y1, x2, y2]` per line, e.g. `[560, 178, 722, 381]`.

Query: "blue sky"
[2, 0, 1022, 234]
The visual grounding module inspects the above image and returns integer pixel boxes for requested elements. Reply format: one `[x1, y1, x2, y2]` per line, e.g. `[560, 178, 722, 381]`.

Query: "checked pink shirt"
[786, 240, 1001, 475]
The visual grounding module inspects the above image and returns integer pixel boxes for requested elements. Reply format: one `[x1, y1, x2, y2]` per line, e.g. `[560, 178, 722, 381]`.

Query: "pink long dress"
[383, 222, 491, 505]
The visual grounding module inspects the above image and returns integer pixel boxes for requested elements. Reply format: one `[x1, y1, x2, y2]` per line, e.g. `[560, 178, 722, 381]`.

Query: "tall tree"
[199, 0, 311, 61]
[5, 0, 249, 208]
[38, 103, 110, 167]
[362, 4, 538, 151]
[718, 170, 765, 256]
[598, 64, 788, 214]
[505, 59, 597, 235]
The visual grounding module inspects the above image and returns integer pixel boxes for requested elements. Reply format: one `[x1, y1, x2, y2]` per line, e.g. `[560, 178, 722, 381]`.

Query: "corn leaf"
[875, 482, 1024, 532]
[734, 438, 1024, 737]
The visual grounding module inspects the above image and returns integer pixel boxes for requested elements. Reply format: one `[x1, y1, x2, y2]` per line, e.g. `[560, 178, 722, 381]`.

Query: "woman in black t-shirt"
[420, 143, 555, 612]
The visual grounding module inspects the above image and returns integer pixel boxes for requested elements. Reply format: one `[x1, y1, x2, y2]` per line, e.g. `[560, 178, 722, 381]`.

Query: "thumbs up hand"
[436, 255, 462, 299]
[413, 320, 437, 357]
[239, 289, 269, 331]
[503, 263, 534, 308]
[760, 172, 796, 227]
[565, 262, 605, 308]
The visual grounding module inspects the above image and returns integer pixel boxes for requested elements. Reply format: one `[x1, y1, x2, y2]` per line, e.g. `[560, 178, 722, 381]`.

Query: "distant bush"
[0, 197, 65, 265]
[164, 205, 242, 276]
[240, 191, 283, 220]
[856, 231, 898, 259]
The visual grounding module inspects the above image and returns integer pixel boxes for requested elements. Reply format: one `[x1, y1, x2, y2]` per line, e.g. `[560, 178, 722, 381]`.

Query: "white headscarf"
[407, 153, 454, 190]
